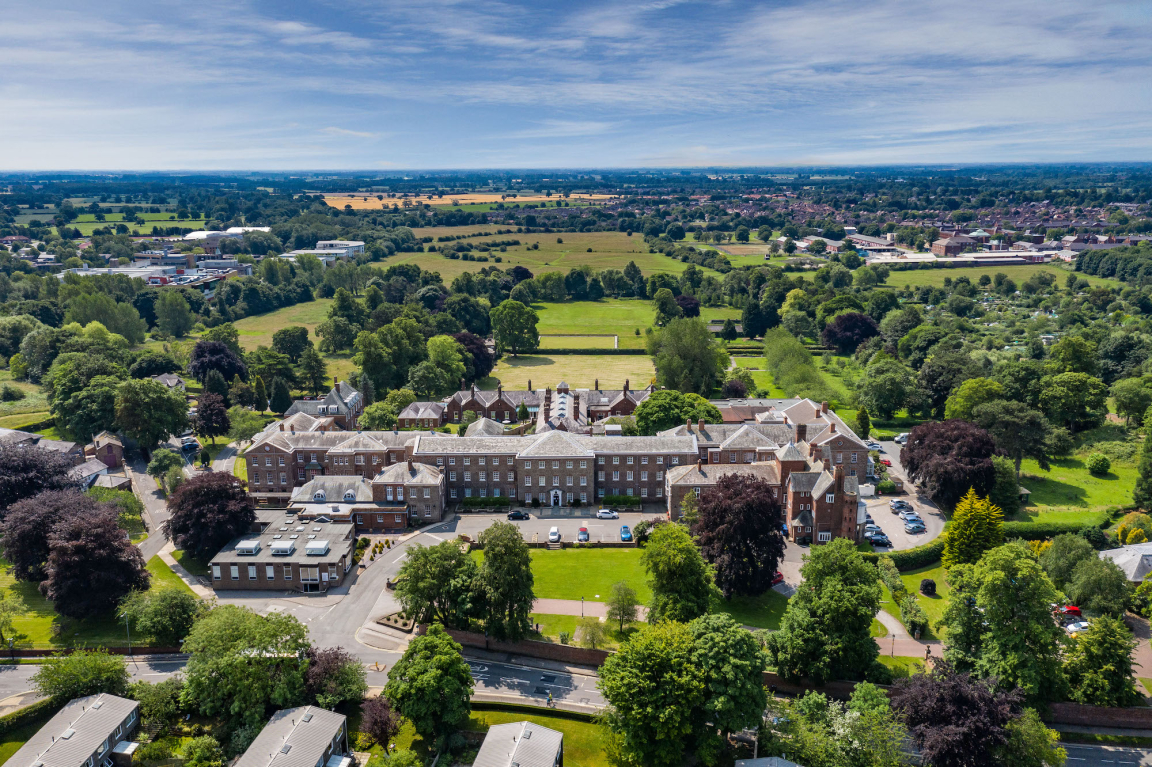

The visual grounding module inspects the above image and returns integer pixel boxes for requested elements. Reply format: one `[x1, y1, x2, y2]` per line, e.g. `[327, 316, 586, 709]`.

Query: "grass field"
[482, 354, 656, 391]
[325, 192, 617, 209]
[879, 563, 949, 641]
[0, 369, 50, 427]
[733, 357, 786, 396]
[883, 263, 1119, 289]
[877, 655, 927, 679]
[1013, 455, 1135, 524]
[0, 555, 194, 648]
[537, 335, 618, 350]
[60, 217, 208, 237]
[171, 550, 212, 577]
[229, 299, 356, 385]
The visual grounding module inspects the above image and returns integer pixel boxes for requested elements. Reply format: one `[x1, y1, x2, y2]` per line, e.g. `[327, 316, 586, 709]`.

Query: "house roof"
[517, 430, 595, 458]
[94, 475, 131, 490]
[93, 431, 122, 447]
[665, 461, 781, 487]
[7, 694, 138, 767]
[235, 707, 347, 767]
[466, 417, 507, 437]
[398, 401, 445, 420]
[473, 721, 563, 767]
[151, 373, 185, 388]
[290, 476, 374, 504]
[1100, 543, 1152, 582]
[376, 461, 443, 485]
[69, 457, 108, 481]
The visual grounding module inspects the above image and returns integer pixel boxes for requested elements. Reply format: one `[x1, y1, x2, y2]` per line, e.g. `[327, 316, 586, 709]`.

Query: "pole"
[123, 613, 132, 662]
[581, 596, 584, 618]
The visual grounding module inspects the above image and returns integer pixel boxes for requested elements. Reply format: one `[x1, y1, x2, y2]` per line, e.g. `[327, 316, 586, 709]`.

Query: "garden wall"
[1047, 702, 1152, 729]
[5, 646, 183, 658]
[441, 627, 611, 667]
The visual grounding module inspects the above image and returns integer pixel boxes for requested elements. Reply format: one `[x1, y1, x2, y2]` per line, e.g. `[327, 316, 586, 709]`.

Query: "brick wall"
[441, 628, 611, 666]
[1048, 702, 1152, 729]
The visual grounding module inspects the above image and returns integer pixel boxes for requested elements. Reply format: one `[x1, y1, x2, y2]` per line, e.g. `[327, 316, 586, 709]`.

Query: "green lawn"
[732, 358, 786, 397]
[0, 705, 58, 766]
[880, 563, 950, 640]
[481, 354, 656, 391]
[1012, 454, 1135, 523]
[0, 369, 50, 427]
[171, 550, 212, 577]
[465, 710, 607, 767]
[877, 655, 927, 679]
[530, 613, 580, 642]
[537, 335, 619, 350]
[883, 263, 1118, 290]
[715, 591, 790, 630]
[146, 555, 197, 595]
[528, 299, 740, 351]
[233, 449, 248, 483]
[0, 555, 195, 648]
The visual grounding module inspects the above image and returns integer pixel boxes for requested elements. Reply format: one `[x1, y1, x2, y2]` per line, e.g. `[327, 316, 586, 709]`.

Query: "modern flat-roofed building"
[6, 694, 139, 767]
[236, 707, 349, 767]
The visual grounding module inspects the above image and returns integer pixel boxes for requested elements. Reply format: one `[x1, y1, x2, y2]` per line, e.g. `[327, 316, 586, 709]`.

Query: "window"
[566, 460, 573, 469]
[818, 532, 832, 542]
[598, 488, 605, 497]
[580, 460, 587, 468]
[437, 457, 444, 465]
[580, 476, 587, 486]
[567, 493, 573, 503]
[230, 565, 239, 580]
[449, 471, 456, 481]
[524, 461, 531, 469]
[478, 472, 486, 481]
[278, 456, 285, 466]
[212, 565, 221, 580]
[851, 453, 858, 463]
[656, 488, 663, 498]
[626, 471, 633, 481]
[265, 457, 272, 467]
[598, 457, 605, 465]
[450, 488, 457, 498]
[373, 455, 380, 464]
[627, 456, 634, 465]
[280, 472, 286, 484]
[494, 488, 501, 497]
[464, 488, 472, 497]
[329, 565, 338, 578]
[310, 453, 317, 463]
[826, 493, 835, 503]
[538, 476, 546, 486]
[656, 471, 663, 480]
[836, 453, 843, 464]
[671, 457, 679, 465]
[525, 493, 533, 502]
[729, 452, 737, 462]
[612, 471, 619, 481]
[252, 473, 260, 485]
[298, 469, 305, 480]
[552, 461, 559, 469]
[397, 488, 404, 500]
[297, 454, 304, 464]
[538, 460, 546, 468]
[284, 565, 292, 580]
[657, 456, 664, 464]
[356, 514, 363, 524]
[463, 458, 470, 466]
[525, 476, 532, 486]
[566, 476, 573, 486]
[552, 475, 559, 486]
[626, 488, 634, 496]
[478, 457, 486, 466]
[377, 515, 384, 523]
[449, 457, 456, 465]
[356, 455, 364, 465]
[613, 456, 620, 465]
[480, 488, 487, 497]
[694, 487, 701, 497]
[492, 472, 501, 482]
[641, 488, 648, 498]
[248, 565, 257, 580]
[641, 471, 648, 481]
[598, 471, 604, 481]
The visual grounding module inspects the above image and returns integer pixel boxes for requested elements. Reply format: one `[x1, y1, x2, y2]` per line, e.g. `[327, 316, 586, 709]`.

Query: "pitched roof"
[665, 461, 781, 486]
[466, 417, 507, 437]
[719, 425, 779, 450]
[290, 476, 374, 504]
[473, 721, 563, 767]
[235, 707, 346, 767]
[1100, 543, 1152, 582]
[398, 401, 445, 420]
[517, 430, 594, 457]
[7, 694, 138, 767]
[376, 461, 443, 485]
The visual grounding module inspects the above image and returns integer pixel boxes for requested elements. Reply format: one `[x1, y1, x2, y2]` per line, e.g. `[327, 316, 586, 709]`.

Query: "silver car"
[596, 509, 619, 519]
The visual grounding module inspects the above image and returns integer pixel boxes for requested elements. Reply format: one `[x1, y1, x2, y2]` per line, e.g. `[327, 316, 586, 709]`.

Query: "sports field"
[537, 335, 618, 350]
[482, 354, 656, 391]
[324, 192, 616, 209]
[883, 263, 1118, 289]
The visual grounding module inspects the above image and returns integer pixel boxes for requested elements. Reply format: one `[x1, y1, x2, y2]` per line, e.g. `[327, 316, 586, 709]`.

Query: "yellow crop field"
[323, 192, 617, 210]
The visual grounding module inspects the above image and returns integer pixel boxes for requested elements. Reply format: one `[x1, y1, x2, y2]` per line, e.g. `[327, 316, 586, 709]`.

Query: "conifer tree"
[253, 376, 268, 413]
[1134, 434, 1152, 509]
[855, 406, 871, 439]
[942, 489, 1004, 568]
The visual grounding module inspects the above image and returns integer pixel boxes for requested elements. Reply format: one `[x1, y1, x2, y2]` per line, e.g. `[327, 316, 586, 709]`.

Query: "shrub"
[602, 494, 642, 507]
[0, 384, 25, 402]
[920, 578, 936, 596]
[877, 479, 897, 494]
[1081, 525, 1111, 550]
[877, 556, 905, 598]
[1002, 520, 1092, 540]
[135, 741, 173, 763]
[888, 539, 945, 571]
[1086, 453, 1112, 475]
[900, 594, 930, 637]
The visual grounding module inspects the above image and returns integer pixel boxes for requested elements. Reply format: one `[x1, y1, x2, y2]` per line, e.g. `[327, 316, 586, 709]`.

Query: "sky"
[2, 0, 1152, 170]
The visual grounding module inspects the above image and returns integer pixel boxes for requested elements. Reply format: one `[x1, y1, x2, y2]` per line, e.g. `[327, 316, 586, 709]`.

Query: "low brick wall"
[762, 671, 863, 701]
[1048, 702, 1152, 729]
[441, 627, 611, 666]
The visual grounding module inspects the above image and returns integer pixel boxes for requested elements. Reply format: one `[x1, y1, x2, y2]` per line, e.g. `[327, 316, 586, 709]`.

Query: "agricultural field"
[323, 192, 616, 209]
[482, 354, 656, 391]
[883, 263, 1119, 289]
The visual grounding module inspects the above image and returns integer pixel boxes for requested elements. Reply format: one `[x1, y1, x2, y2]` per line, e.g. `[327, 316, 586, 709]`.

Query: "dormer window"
[313, 491, 326, 502]
[343, 490, 356, 501]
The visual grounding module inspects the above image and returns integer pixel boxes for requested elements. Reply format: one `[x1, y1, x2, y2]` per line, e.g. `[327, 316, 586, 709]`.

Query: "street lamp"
[121, 612, 132, 660]
[581, 596, 584, 618]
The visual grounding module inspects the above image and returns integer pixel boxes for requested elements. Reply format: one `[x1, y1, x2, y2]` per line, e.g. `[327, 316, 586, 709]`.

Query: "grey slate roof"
[465, 417, 506, 437]
[376, 461, 443, 485]
[659, 422, 794, 447]
[665, 462, 782, 486]
[7, 694, 138, 767]
[474, 721, 562, 767]
[235, 707, 346, 767]
[290, 476, 374, 504]
[398, 401, 445, 421]
[1100, 543, 1152, 582]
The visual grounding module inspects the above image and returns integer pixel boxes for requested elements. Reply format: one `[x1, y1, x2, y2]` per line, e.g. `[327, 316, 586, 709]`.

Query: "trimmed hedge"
[0, 698, 58, 738]
[533, 348, 646, 355]
[602, 494, 642, 507]
[888, 539, 946, 571]
[1003, 520, 1101, 540]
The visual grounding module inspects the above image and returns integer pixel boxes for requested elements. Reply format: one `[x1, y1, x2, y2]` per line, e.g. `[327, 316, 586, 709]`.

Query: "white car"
[894, 433, 909, 444]
[865, 441, 883, 451]
[596, 509, 619, 520]
[1064, 621, 1091, 635]
[548, 527, 561, 543]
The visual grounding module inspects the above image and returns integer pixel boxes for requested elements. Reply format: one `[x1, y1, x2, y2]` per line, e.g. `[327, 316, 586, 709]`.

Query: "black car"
[507, 510, 530, 520]
[869, 534, 892, 547]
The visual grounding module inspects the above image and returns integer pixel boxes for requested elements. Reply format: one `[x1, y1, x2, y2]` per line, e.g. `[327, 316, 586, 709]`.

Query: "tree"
[856, 355, 915, 420]
[1047, 335, 1098, 375]
[997, 709, 1067, 767]
[247, 346, 297, 388]
[156, 292, 195, 337]
[1111, 377, 1152, 425]
[598, 621, 704, 767]
[188, 340, 248, 383]
[253, 376, 268, 413]
[0, 490, 108, 581]
[606, 581, 639, 632]
[299, 347, 329, 397]
[741, 301, 769, 339]
[120, 587, 202, 646]
[417, 335, 466, 397]
[304, 646, 368, 709]
[272, 326, 312, 363]
[384, 624, 473, 744]
[0, 445, 77, 514]
[652, 288, 682, 326]
[453, 331, 494, 383]
[182, 605, 310, 728]
[821, 312, 879, 354]
[901, 420, 999, 508]
[1039, 372, 1108, 432]
[972, 400, 1054, 474]
[41, 506, 150, 618]
[32, 649, 130, 702]
[226, 376, 254, 411]
[203, 369, 229, 406]
[855, 406, 871, 439]
[765, 539, 881, 684]
[943, 378, 1004, 421]
[634, 389, 722, 435]
[202, 323, 242, 355]
[444, 294, 490, 337]
[227, 407, 266, 444]
[693, 474, 786, 599]
[394, 540, 479, 628]
[194, 392, 230, 445]
[182, 736, 225, 767]
[942, 489, 1004, 567]
[760, 687, 907, 767]
[130, 677, 185, 727]
[641, 523, 718, 623]
[891, 661, 1022, 767]
[0, 592, 27, 644]
[720, 318, 738, 341]
[148, 448, 185, 488]
[648, 317, 730, 396]
[360, 694, 401, 748]
[688, 613, 768, 742]
[477, 522, 534, 640]
[269, 376, 293, 414]
[61, 375, 121, 441]
[163, 473, 254, 560]
[490, 299, 539, 356]
[116, 378, 189, 447]
[1038, 533, 1097, 592]
[317, 317, 358, 353]
[1063, 615, 1142, 707]
[1067, 556, 1130, 617]
[579, 617, 608, 649]
[988, 455, 1020, 516]
[360, 402, 398, 430]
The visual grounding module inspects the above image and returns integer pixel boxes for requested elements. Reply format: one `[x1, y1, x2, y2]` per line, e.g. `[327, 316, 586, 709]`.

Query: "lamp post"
[122, 612, 132, 662]
[581, 596, 584, 618]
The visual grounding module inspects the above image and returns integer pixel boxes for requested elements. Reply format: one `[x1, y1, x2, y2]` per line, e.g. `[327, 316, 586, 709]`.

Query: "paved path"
[532, 598, 649, 621]
[157, 542, 214, 598]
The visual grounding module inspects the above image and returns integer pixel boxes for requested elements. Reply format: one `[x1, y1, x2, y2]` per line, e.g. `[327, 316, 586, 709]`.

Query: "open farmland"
[481, 354, 656, 391]
[323, 192, 617, 209]
[883, 263, 1119, 289]
[531, 299, 740, 349]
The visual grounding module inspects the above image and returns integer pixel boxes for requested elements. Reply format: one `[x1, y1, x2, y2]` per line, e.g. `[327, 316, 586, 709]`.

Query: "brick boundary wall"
[440, 627, 611, 666]
[1048, 702, 1152, 728]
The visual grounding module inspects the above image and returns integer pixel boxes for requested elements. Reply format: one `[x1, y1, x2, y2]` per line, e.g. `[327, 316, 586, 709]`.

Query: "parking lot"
[429, 509, 665, 544]
[862, 438, 945, 552]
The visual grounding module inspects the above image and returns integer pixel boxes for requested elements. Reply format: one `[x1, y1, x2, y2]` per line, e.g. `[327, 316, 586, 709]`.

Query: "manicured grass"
[233, 449, 248, 483]
[883, 263, 1118, 289]
[537, 335, 618, 350]
[530, 613, 580, 642]
[146, 555, 197, 596]
[1012, 455, 1136, 522]
[871, 618, 888, 638]
[171, 550, 212, 577]
[880, 563, 950, 641]
[232, 299, 333, 350]
[1141, 678, 1152, 697]
[877, 655, 926, 679]
[530, 300, 740, 351]
[528, 549, 652, 602]
[482, 354, 656, 391]
[464, 709, 608, 767]
[732, 358, 786, 396]
[715, 590, 790, 630]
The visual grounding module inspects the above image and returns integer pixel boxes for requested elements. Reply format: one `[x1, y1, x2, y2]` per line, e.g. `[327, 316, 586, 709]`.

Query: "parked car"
[869, 534, 892, 547]
[181, 437, 200, 452]
[898, 509, 920, 520]
[548, 527, 561, 543]
[1064, 621, 1091, 636]
[894, 433, 909, 444]
[507, 510, 530, 520]
[771, 571, 785, 586]
[889, 499, 911, 508]
[1056, 605, 1083, 620]
[596, 508, 619, 519]
[904, 521, 926, 534]
[879, 458, 892, 467]
[865, 441, 883, 451]
[577, 527, 590, 542]
[620, 525, 632, 542]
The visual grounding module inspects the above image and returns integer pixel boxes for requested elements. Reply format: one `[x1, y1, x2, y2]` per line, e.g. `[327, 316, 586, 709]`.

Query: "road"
[1063, 743, 1152, 766]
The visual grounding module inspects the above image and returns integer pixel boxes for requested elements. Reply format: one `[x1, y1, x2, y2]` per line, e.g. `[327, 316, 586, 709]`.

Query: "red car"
[880, 458, 892, 467]
[1057, 605, 1082, 619]
[771, 571, 785, 586]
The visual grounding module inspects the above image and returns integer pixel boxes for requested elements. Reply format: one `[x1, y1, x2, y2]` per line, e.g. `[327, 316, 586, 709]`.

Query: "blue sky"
[2, 0, 1152, 169]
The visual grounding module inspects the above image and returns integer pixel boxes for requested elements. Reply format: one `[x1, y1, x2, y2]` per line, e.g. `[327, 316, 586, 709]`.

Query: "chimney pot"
[830, 422, 836, 433]
[407, 459, 413, 471]
[821, 401, 828, 414]
[595, 378, 599, 391]
[279, 423, 284, 431]
[686, 417, 692, 428]
[333, 375, 338, 385]
[698, 418, 705, 430]
[624, 379, 629, 392]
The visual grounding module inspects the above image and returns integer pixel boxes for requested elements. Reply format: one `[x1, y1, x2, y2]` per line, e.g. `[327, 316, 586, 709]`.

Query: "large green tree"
[477, 521, 534, 640]
[641, 523, 718, 623]
[1063, 615, 1142, 707]
[115, 378, 189, 447]
[765, 538, 880, 684]
[634, 389, 722, 435]
[181, 605, 310, 728]
[856, 354, 915, 420]
[155, 292, 195, 338]
[384, 624, 473, 744]
[394, 540, 479, 628]
[490, 299, 539, 356]
[33, 649, 129, 702]
[647, 317, 729, 396]
[972, 400, 1053, 474]
[1038, 372, 1108, 433]
[941, 489, 1003, 567]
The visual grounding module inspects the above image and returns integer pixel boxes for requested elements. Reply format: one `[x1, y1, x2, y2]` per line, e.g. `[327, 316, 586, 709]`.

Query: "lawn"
[530, 299, 740, 350]
[146, 555, 198, 595]
[530, 613, 642, 649]
[537, 335, 619, 350]
[481, 354, 656, 391]
[0, 555, 194, 648]
[464, 709, 608, 767]
[0, 704, 58, 766]
[171, 550, 212, 577]
[733, 357, 786, 396]
[232, 299, 333, 350]
[1012, 455, 1135, 523]
[0, 369, 50, 426]
[879, 562, 950, 641]
[877, 655, 927, 679]
[233, 449, 248, 483]
[883, 263, 1119, 290]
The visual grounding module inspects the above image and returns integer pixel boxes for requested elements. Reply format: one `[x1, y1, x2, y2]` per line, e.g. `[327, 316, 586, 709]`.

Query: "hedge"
[462, 497, 511, 508]
[1002, 520, 1100, 540]
[532, 348, 646, 355]
[887, 539, 946, 571]
[0, 698, 58, 738]
[602, 494, 642, 507]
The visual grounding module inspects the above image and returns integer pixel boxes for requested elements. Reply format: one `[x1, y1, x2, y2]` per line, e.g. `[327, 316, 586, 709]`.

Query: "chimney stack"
[698, 418, 705, 431]
[686, 417, 692, 429]
[279, 423, 284, 431]
[498, 385, 503, 397]
[528, 379, 532, 391]
[460, 377, 466, 391]
[821, 401, 828, 414]
[830, 422, 836, 433]
[407, 459, 413, 472]
[333, 375, 338, 385]
[624, 379, 630, 393]
[796, 423, 807, 443]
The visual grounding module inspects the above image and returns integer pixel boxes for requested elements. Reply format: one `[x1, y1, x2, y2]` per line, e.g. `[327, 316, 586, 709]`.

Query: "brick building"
[284, 379, 364, 429]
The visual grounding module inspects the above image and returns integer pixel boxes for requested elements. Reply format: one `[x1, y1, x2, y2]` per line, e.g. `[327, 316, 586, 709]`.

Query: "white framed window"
[656, 488, 663, 498]
[580, 492, 587, 502]
[598, 471, 605, 481]
[671, 457, 679, 465]
[212, 564, 221, 580]
[851, 453, 858, 463]
[463, 457, 470, 466]
[464, 488, 472, 497]
[694, 487, 701, 497]
[478, 457, 486, 466]
[656, 471, 663, 480]
[641, 488, 648, 498]
[641, 471, 648, 481]
[626, 488, 634, 496]
[566, 460, 573, 469]
[598, 457, 605, 465]
[657, 456, 664, 464]
[612, 471, 619, 481]
[826, 493, 835, 503]
[818, 532, 832, 542]
[524, 461, 531, 469]
[248, 565, 257, 580]
[478, 472, 486, 481]
[356, 514, 363, 524]
[280, 472, 286, 484]
[566, 476, 573, 486]
[449, 471, 456, 481]
[598, 488, 605, 497]
[627, 456, 634, 465]
[284, 565, 293, 580]
[580, 460, 587, 468]
[580, 476, 587, 486]
[538, 460, 546, 468]
[552, 475, 559, 486]
[451, 488, 458, 498]
[494, 488, 501, 497]
[356, 455, 365, 465]
[525, 476, 532, 486]
[278, 456, 285, 466]
[377, 515, 384, 523]
[266, 565, 276, 579]
[449, 457, 456, 465]
[230, 565, 239, 580]
[525, 493, 533, 502]
[613, 456, 620, 465]
[538, 476, 546, 486]
[626, 471, 633, 481]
